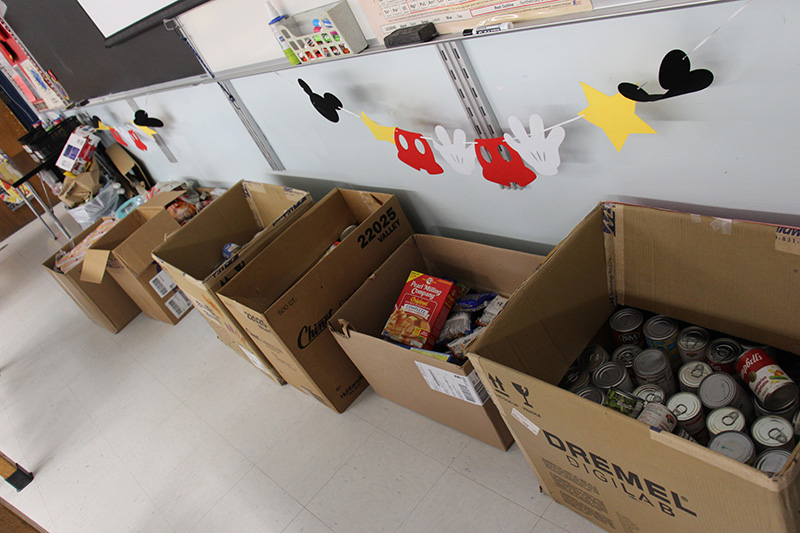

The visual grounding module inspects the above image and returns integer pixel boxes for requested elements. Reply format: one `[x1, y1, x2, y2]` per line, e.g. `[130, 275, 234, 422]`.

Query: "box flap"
[243, 181, 312, 229]
[105, 142, 137, 174]
[80, 249, 111, 283]
[138, 190, 184, 217]
[115, 210, 182, 277]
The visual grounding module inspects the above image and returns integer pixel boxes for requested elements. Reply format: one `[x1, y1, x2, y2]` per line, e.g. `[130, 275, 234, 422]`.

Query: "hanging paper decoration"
[298, 78, 342, 123]
[361, 112, 396, 144]
[395, 128, 443, 175]
[91, 116, 111, 131]
[133, 109, 165, 128]
[503, 115, 565, 176]
[126, 126, 148, 151]
[475, 138, 537, 189]
[134, 124, 159, 137]
[109, 127, 128, 147]
[618, 49, 713, 102]
[431, 126, 476, 175]
[579, 82, 656, 152]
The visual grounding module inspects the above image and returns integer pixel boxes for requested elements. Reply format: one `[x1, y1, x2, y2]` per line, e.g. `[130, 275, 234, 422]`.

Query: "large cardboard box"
[468, 202, 800, 532]
[80, 191, 192, 325]
[330, 234, 544, 449]
[151, 181, 312, 384]
[218, 189, 413, 412]
[43, 219, 141, 333]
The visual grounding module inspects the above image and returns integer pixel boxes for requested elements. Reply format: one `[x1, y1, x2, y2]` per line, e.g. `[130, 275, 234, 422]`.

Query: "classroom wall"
[82, 0, 800, 254]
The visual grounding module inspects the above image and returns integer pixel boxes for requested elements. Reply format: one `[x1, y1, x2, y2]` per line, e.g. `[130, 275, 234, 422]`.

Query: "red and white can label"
[737, 349, 793, 404]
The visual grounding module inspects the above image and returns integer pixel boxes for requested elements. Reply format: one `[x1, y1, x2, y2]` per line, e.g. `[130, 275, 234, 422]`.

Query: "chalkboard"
[3, 0, 205, 103]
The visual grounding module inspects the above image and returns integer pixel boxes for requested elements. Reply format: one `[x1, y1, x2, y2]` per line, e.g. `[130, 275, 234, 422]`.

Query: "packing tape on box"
[709, 217, 733, 235]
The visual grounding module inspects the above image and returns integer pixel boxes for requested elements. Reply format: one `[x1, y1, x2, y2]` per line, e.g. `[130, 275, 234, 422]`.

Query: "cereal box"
[382, 271, 458, 349]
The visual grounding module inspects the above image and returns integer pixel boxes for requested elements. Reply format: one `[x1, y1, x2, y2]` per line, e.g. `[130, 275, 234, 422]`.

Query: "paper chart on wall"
[359, 0, 592, 41]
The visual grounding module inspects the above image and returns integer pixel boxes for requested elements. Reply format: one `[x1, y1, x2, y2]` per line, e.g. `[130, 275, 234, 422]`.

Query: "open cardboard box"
[468, 202, 800, 532]
[81, 191, 191, 325]
[151, 181, 312, 384]
[43, 218, 140, 333]
[218, 189, 413, 412]
[329, 234, 545, 449]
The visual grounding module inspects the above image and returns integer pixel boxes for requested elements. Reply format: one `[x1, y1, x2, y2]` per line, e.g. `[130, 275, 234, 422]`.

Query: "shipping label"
[415, 362, 489, 405]
[241, 346, 271, 375]
[166, 290, 192, 319]
[150, 269, 177, 298]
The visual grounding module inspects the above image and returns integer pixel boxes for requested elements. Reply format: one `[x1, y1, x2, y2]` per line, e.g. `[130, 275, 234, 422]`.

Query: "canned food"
[737, 348, 800, 412]
[754, 449, 792, 476]
[697, 372, 754, 420]
[592, 361, 634, 392]
[794, 409, 800, 439]
[633, 349, 676, 396]
[559, 365, 591, 392]
[643, 315, 681, 371]
[609, 308, 646, 347]
[678, 361, 714, 394]
[677, 326, 709, 363]
[604, 388, 644, 418]
[578, 344, 610, 375]
[632, 384, 666, 405]
[706, 338, 742, 374]
[637, 402, 677, 431]
[706, 407, 746, 436]
[708, 431, 757, 464]
[611, 344, 642, 381]
[674, 427, 699, 443]
[666, 392, 707, 441]
[575, 386, 606, 405]
[754, 394, 800, 423]
[751, 415, 796, 452]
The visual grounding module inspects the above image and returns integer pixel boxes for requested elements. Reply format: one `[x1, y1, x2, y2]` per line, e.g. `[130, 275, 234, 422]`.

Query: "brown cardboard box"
[57, 164, 101, 208]
[80, 191, 192, 325]
[468, 202, 800, 532]
[218, 189, 413, 412]
[151, 181, 312, 384]
[43, 219, 140, 333]
[330, 234, 544, 449]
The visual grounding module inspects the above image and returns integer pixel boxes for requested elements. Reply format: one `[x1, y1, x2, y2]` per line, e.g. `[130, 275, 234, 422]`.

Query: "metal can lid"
[592, 361, 628, 389]
[579, 344, 609, 373]
[633, 384, 666, 404]
[754, 449, 792, 475]
[666, 392, 702, 421]
[575, 386, 606, 405]
[754, 393, 800, 417]
[643, 315, 678, 341]
[709, 431, 756, 463]
[763, 382, 800, 412]
[751, 415, 794, 447]
[678, 326, 709, 351]
[610, 308, 644, 333]
[612, 345, 642, 367]
[707, 407, 746, 435]
[707, 338, 743, 364]
[698, 372, 738, 409]
[679, 361, 714, 389]
[633, 349, 669, 376]
[559, 366, 590, 391]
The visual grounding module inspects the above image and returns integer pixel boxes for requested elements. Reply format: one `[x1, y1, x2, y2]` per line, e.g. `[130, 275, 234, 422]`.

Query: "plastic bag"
[64, 182, 122, 229]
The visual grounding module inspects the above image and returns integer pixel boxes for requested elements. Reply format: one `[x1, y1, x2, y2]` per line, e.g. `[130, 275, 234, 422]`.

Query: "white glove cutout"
[503, 115, 565, 176]
[432, 126, 476, 175]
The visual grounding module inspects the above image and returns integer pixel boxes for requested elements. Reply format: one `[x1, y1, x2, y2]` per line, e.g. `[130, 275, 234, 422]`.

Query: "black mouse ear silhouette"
[133, 109, 164, 128]
[91, 115, 101, 128]
[298, 78, 343, 123]
[619, 49, 713, 102]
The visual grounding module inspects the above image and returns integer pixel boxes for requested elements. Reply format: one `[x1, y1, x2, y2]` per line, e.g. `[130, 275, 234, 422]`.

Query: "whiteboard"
[76, 0, 183, 37]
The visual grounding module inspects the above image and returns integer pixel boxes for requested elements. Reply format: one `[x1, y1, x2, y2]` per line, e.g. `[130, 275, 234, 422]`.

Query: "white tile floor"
[0, 206, 605, 533]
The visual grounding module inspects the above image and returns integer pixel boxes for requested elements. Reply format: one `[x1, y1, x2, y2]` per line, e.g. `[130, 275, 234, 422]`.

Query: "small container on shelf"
[275, 1, 368, 64]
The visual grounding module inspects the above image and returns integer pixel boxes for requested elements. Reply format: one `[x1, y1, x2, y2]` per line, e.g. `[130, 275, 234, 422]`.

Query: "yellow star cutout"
[361, 112, 396, 144]
[579, 82, 656, 151]
[134, 124, 158, 137]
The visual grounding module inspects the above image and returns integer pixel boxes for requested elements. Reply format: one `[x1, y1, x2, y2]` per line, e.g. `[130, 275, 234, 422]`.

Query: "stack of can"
[558, 306, 800, 476]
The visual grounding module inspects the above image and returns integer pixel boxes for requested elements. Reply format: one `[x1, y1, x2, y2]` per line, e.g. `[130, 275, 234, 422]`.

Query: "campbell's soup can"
[643, 315, 681, 371]
[578, 344, 610, 375]
[698, 372, 754, 421]
[706, 407, 746, 437]
[633, 349, 676, 396]
[706, 338, 742, 374]
[611, 344, 642, 381]
[736, 348, 800, 412]
[637, 402, 677, 432]
[677, 326, 709, 363]
[666, 392, 708, 442]
[559, 365, 591, 392]
[751, 415, 796, 453]
[609, 308, 646, 347]
[632, 384, 666, 405]
[678, 361, 714, 395]
[709, 431, 756, 465]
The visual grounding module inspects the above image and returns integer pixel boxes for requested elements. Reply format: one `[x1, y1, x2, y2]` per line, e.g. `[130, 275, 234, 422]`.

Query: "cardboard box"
[468, 202, 800, 532]
[80, 191, 192, 325]
[330, 234, 545, 449]
[57, 164, 101, 208]
[56, 126, 100, 174]
[43, 219, 140, 333]
[218, 189, 413, 412]
[151, 181, 312, 384]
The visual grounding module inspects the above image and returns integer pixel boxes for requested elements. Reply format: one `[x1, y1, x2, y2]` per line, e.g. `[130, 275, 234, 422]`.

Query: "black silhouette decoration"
[618, 49, 713, 102]
[133, 109, 164, 128]
[298, 78, 342, 123]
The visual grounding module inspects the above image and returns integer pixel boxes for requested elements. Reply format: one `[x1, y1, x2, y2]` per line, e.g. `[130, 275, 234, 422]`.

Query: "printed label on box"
[415, 361, 489, 405]
[150, 270, 177, 298]
[241, 346, 270, 375]
[512, 407, 540, 435]
[775, 226, 800, 256]
[166, 291, 192, 318]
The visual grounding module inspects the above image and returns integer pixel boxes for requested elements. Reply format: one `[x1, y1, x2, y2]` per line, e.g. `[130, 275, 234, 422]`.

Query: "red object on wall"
[127, 128, 147, 151]
[474, 138, 537, 188]
[395, 128, 443, 175]
[109, 127, 128, 147]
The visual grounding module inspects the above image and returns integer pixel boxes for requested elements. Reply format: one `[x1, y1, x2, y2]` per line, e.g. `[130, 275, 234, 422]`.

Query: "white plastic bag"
[65, 182, 122, 229]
